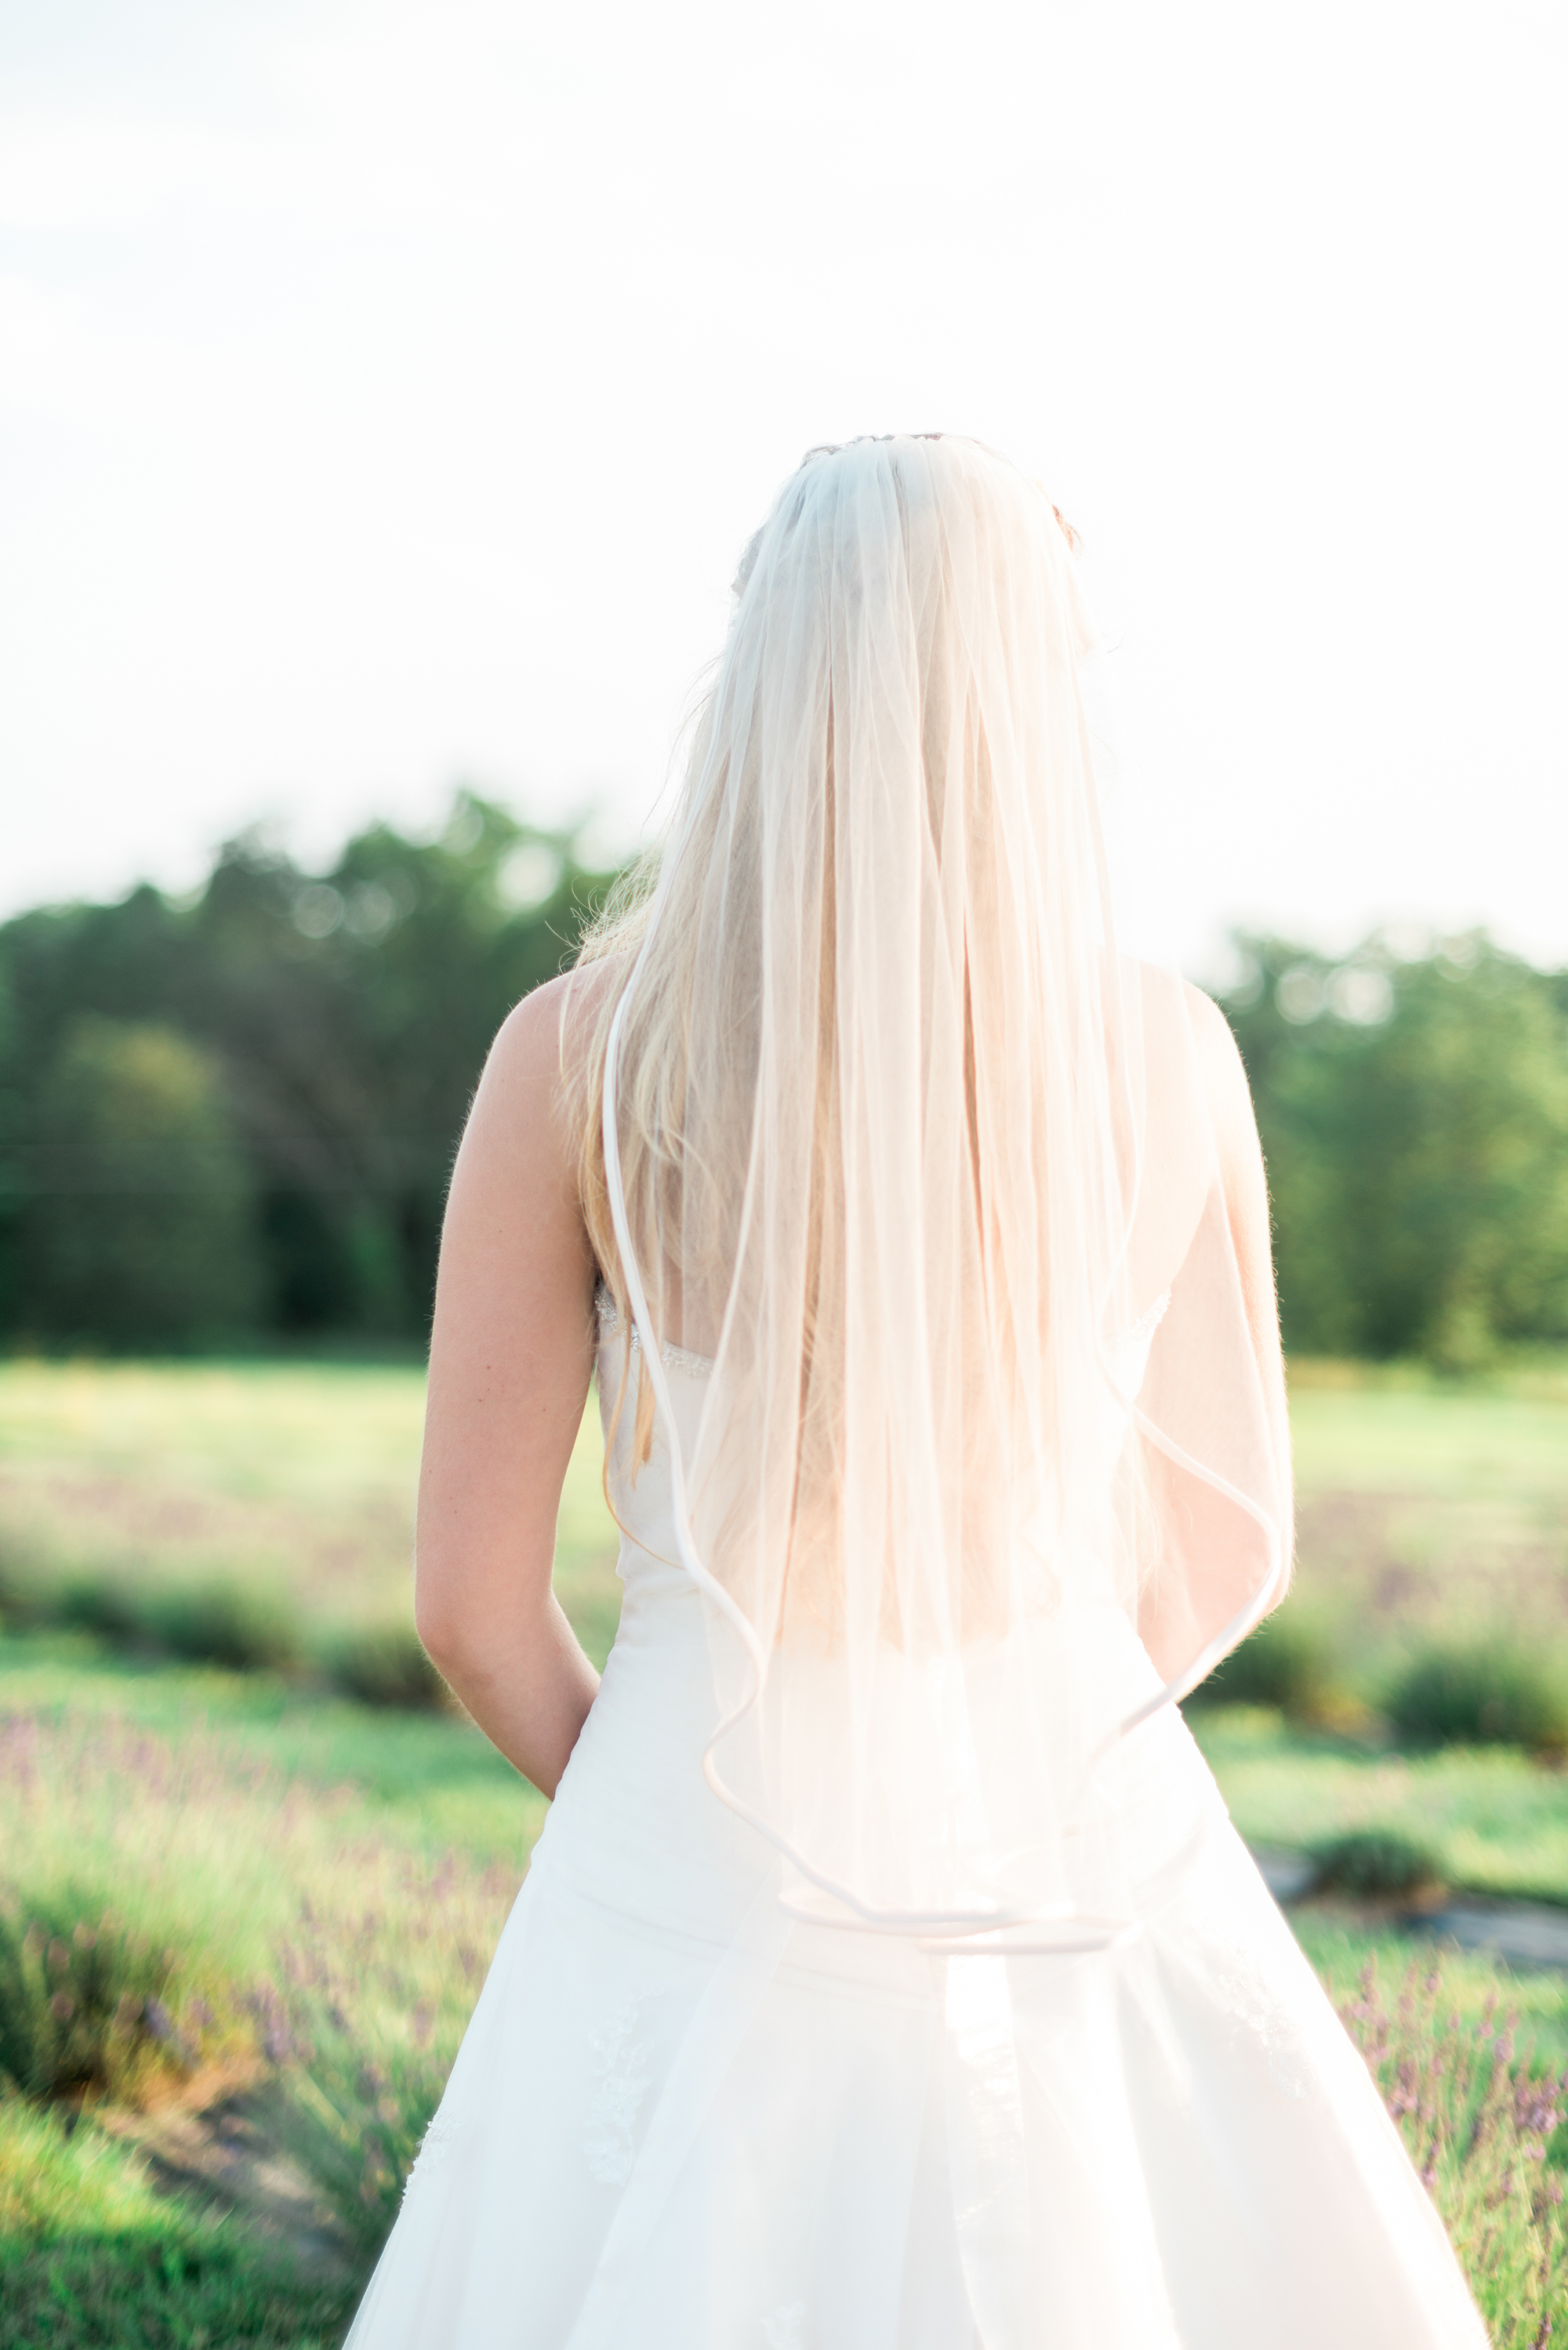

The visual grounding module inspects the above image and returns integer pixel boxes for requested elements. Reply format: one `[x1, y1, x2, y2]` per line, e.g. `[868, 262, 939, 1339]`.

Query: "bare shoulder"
[444, 978, 579, 1240]
[1180, 977, 1245, 1075]
[1121, 959, 1260, 1207]
[1178, 979, 1256, 1139]
[471, 964, 608, 1139]
[490, 957, 626, 1088]
[1123, 957, 1242, 1081]
[484, 969, 574, 1098]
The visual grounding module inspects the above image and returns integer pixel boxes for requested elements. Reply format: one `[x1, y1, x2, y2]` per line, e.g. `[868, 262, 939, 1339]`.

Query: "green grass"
[1192, 1707, 1568, 1908]
[0, 1357, 622, 1676]
[1287, 1374, 1568, 1662]
[0, 2096, 356, 2349]
[0, 1629, 545, 1869]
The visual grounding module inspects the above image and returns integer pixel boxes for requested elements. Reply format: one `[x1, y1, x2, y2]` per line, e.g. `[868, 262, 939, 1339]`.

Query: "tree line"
[0, 794, 618, 1349]
[1223, 934, 1568, 1367]
[2, 795, 1566, 1364]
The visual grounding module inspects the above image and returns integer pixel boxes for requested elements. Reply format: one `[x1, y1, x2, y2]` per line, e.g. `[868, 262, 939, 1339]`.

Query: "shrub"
[1387, 1640, 1568, 1754]
[140, 1580, 303, 1673]
[263, 1846, 516, 2252]
[54, 1576, 145, 1644]
[325, 1621, 446, 1710]
[1336, 1959, 1568, 2344]
[1193, 1605, 1346, 1724]
[0, 1895, 199, 2103]
[1310, 1829, 1443, 1901]
[4, 1562, 302, 1675]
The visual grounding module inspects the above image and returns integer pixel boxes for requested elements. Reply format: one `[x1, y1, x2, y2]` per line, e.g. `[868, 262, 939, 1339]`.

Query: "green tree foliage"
[0, 793, 620, 1346]
[23, 1019, 260, 1348]
[5, 803, 1565, 1362]
[1219, 935, 1568, 1364]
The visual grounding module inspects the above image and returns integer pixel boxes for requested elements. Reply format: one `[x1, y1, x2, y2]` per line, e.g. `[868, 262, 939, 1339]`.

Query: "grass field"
[1288, 1368, 1568, 1662]
[2, 1355, 1567, 2345]
[0, 1358, 623, 1676]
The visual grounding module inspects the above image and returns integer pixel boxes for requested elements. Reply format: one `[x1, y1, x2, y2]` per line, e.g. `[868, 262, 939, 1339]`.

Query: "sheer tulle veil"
[568, 434, 1292, 1950]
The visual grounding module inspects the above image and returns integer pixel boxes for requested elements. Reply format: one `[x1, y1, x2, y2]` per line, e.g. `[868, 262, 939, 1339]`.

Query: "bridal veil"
[579, 434, 1292, 1950]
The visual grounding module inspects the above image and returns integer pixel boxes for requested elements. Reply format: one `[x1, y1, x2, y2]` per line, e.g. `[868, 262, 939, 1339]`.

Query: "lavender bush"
[1336, 1957, 1568, 2345]
[1, 1702, 517, 2250]
[259, 1847, 517, 2250]
[0, 1894, 196, 2102]
[0, 1706, 373, 2109]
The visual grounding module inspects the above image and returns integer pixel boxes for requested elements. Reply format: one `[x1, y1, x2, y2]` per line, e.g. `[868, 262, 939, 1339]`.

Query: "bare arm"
[1136, 982, 1295, 1681]
[1181, 980, 1296, 1605]
[414, 973, 601, 1797]
[1185, 979, 1294, 1564]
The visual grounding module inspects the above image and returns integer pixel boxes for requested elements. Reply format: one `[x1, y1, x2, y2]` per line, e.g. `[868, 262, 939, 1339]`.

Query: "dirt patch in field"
[96, 2067, 357, 2281]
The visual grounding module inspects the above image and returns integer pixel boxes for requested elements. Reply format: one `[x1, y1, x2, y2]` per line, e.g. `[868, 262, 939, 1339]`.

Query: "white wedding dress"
[345, 1302, 1486, 2350]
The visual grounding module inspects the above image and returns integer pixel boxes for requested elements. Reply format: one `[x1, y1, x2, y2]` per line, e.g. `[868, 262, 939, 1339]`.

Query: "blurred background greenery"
[2, 797, 1565, 1368]
[1225, 936, 1568, 1371]
[0, 791, 621, 1356]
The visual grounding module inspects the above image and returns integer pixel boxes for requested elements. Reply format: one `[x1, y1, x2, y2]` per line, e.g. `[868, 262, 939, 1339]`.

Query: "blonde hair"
[562, 443, 1100, 1639]
[546, 439, 1289, 1941]
[562, 848, 665, 1473]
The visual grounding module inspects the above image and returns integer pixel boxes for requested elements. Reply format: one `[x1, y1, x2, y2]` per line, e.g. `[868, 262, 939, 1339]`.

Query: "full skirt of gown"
[346, 1342, 1487, 2350]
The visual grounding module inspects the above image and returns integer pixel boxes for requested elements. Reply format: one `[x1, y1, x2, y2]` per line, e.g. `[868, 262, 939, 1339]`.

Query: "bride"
[347, 437, 1486, 2346]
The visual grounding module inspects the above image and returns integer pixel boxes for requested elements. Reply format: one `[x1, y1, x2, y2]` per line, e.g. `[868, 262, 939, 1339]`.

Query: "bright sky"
[2, 0, 1565, 978]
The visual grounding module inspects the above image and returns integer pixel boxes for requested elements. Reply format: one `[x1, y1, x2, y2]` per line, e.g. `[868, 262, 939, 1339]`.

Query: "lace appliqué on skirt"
[404, 2111, 463, 2198]
[584, 1992, 657, 2185]
[761, 2303, 808, 2349]
[1213, 1939, 1309, 2101]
